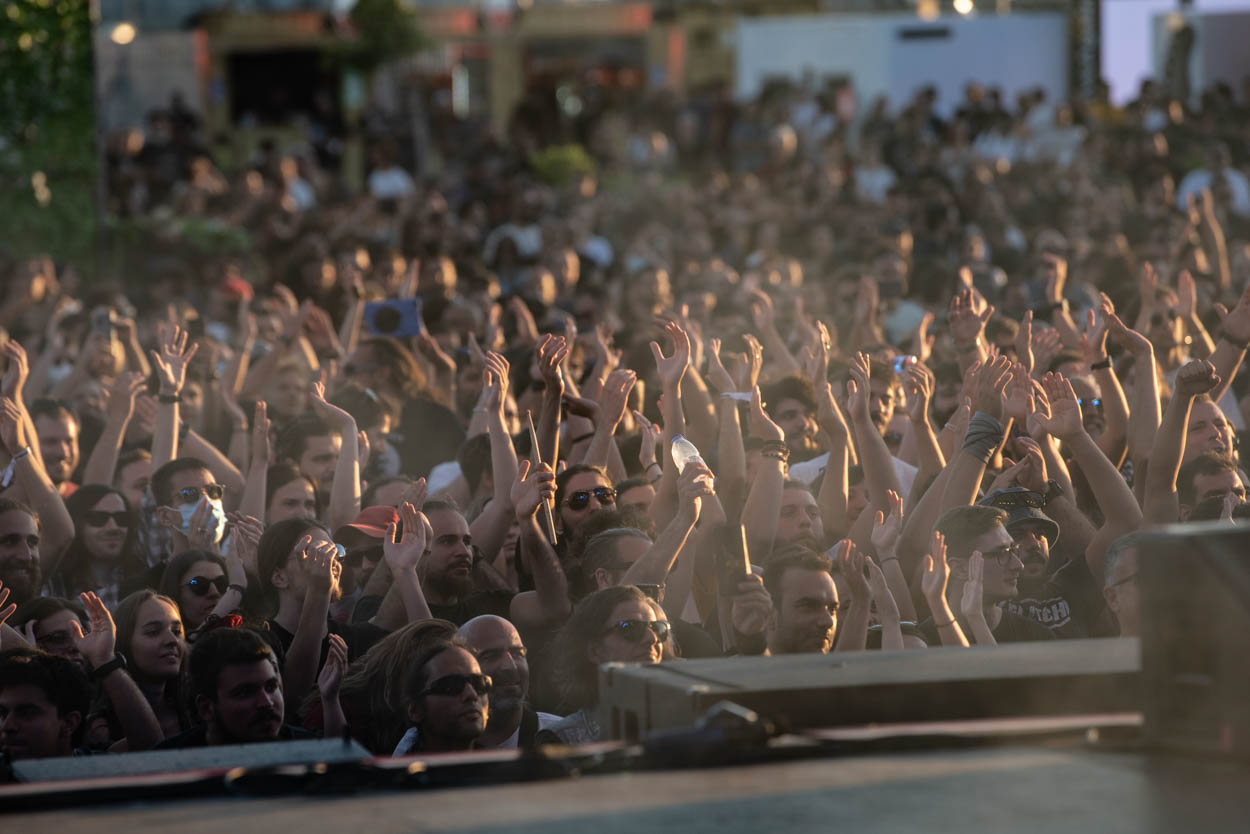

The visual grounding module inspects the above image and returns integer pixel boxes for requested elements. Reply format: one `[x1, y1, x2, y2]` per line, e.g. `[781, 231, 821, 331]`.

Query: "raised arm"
[949, 288, 993, 373]
[509, 461, 572, 630]
[369, 502, 434, 630]
[846, 353, 902, 510]
[919, 532, 970, 647]
[237, 402, 270, 522]
[82, 372, 145, 487]
[0, 397, 73, 574]
[282, 536, 338, 709]
[870, 490, 917, 622]
[833, 542, 870, 653]
[1081, 298, 1130, 467]
[534, 334, 567, 470]
[317, 634, 348, 740]
[648, 321, 690, 532]
[1106, 313, 1161, 483]
[815, 381, 852, 538]
[938, 356, 1012, 514]
[747, 289, 802, 377]
[903, 363, 945, 482]
[309, 379, 360, 534]
[1143, 359, 1220, 525]
[1207, 284, 1250, 404]
[740, 387, 787, 564]
[74, 592, 164, 750]
[469, 353, 520, 563]
[1, 341, 46, 473]
[583, 369, 635, 473]
[621, 462, 712, 587]
[149, 324, 198, 473]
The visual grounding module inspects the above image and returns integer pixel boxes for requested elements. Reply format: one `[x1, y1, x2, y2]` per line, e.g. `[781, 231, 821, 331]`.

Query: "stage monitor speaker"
[599, 638, 1139, 742]
[1139, 522, 1250, 760]
[12, 737, 370, 783]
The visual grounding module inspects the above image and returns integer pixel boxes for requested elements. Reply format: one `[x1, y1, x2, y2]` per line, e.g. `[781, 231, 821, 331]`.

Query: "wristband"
[227, 583, 247, 596]
[1090, 358, 1112, 370]
[89, 654, 128, 681]
[646, 461, 662, 472]
[158, 393, 181, 404]
[961, 411, 1005, 464]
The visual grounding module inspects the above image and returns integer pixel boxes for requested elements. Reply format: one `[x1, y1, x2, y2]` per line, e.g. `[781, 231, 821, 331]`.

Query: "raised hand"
[903, 363, 934, 424]
[705, 338, 737, 394]
[815, 380, 850, 439]
[677, 459, 715, 520]
[736, 334, 764, 392]
[250, 401, 271, 469]
[960, 552, 988, 621]
[635, 410, 661, 471]
[1173, 358, 1220, 400]
[730, 574, 772, 636]
[309, 378, 356, 430]
[649, 321, 691, 390]
[512, 459, 556, 522]
[150, 323, 198, 397]
[0, 580, 15, 633]
[949, 288, 994, 346]
[384, 501, 432, 573]
[536, 333, 568, 399]
[912, 311, 936, 364]
[746, 289, 777, 334]
[400, 477, 428, 512]
[1014, 310, 1034, 375]
[1080, 294, 1113, 369]
[749, 385, 785, 443]
[1042, 254, 1068, 305]
[973, 355, 1012, 421]
[1031, 326, 1063, 377]
[866, 557, 900, 624]
[1014, 436, 1049, 494]
[107, 371, 147, 425]
[1032, 373, 1086, 441]
[1106, 312, 1153, 357]
[299, 535, 341, 592]
[836, 540, 869, 607]
[185, 496, 222, 552]
[0, 396, 25, 455]
[481, 351, 511, 418]
[1177, 270, 1198, 321]
[920, 531, 951, 602]
[1216, 285, 1250, 347]
[1, 340, 30, 401]
[846, 352, 872, 421]
[72, 592, 117, 668]
[1004, 363, 1034, 423]
[317, 633, 348, 700]
[597, 369, 637, 429]
[870, 489, 905, 557]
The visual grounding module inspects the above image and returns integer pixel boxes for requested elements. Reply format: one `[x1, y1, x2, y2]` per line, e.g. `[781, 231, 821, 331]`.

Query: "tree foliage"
[0, 0, 97, 269]
[331, 0, 426, 74]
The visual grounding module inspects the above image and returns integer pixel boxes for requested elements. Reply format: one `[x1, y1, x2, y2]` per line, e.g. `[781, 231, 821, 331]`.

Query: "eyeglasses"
[84, 510, 132, 528]
[420, 673, 493, 698]
[602, 619, 671, 643]
[186, 575, 228, 597]
[565, 486, 616, 511]
[1078, 397, 1103, 410]
[36, 629, 75, 650]
[980, 543, 1025, 568]
[344, 544, 384, 567]
[986, 491, 1044, 509]
[176, 483, 226, 503]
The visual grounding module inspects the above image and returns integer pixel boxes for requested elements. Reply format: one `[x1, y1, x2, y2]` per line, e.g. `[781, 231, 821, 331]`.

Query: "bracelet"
[933, 618, 957, 628]
[227, 583, 247, 596]
[943, 422, 957, 432]
[569, 431, 594, 445]
[158, 393, 181, 404]
[1090, 358, 1112, 370]
[646, 461, 662, 472]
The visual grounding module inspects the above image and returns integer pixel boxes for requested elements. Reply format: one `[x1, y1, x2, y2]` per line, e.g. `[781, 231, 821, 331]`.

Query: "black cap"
[978, 487, 1060, 546]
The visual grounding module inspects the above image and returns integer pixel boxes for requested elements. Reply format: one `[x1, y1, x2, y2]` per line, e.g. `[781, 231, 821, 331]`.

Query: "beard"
[426, 570, 474, 601]
[0, 559, 42, 605]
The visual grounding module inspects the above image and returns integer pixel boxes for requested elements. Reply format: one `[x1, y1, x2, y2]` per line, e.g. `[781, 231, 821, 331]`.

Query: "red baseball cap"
[219, 275, 254, 302]
[334, 505, 399, 540]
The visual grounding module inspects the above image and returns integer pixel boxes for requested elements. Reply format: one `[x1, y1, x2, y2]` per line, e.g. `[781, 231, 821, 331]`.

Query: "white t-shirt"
[789, 452, 918, 503]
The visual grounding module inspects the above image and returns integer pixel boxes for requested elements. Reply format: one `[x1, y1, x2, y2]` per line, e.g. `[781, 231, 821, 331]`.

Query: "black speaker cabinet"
[1139, 522, 1250, 759]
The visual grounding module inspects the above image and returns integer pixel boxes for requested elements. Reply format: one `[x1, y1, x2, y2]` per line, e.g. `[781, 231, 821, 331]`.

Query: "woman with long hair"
[104, 589, 189, 743]
[54, 484, 147, 608]
[158, 549, 230, 635]
[538, 585, 665, 745]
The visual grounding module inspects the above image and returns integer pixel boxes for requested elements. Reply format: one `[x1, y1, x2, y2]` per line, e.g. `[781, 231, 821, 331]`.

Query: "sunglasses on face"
[420, 673, 493, 698]
[565, 486, 616, 511]
[177, 484, 226, 503]
[602, 619, 671, 643]
[186, 575, 228, 597]
[987, 491, 1045, 509]
[84, 510, 132, 528]
[1078, 397, 1103, 411]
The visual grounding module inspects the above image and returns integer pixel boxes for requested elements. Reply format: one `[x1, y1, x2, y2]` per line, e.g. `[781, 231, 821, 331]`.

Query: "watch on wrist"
[1041, 479, 1063, 507]
[89, 653, 128, 681]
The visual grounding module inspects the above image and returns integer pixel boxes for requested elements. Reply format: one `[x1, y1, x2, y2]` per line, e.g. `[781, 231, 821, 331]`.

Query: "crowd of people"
[3, 69, 1250, 774]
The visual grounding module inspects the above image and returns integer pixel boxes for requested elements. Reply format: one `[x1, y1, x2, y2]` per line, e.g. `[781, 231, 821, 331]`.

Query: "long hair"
[58, 485, 145, 596]
[256, 516, 329, 614]
[104, 589, 190, 738]
[302, 618, 458, 754]
[158, 549, 229, 628]
[549, 585, 648, 712]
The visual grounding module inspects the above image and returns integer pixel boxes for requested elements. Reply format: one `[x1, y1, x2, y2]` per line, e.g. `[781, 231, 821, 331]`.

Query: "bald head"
[457, 615, 529, 712]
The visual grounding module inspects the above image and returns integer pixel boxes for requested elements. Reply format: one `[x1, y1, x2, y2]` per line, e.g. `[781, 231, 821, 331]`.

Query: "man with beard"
[30, 400, 79, 498]
[758, 548, 840, 655]
[158, 627, 319, 748]
[0, 500, 41, 611]
[456, 615, 560, 748]
[419, 466, 570, 631]
[979, 488, 1104, 638]
[761, 377, 823, 464]
[776, 481, 824, 550]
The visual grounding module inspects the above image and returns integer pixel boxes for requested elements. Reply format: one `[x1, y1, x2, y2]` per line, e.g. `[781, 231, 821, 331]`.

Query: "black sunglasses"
[344, 544, 385, 567]
[987, 491, 1044, 509]
[186, 575, 228, 597]
[177, 484, 226, 503]
[1078, 397, 1103, 410]
[420, 673, 493, 698]
[602, 619, 671, 643]
[84, 510, 132, 528]
[566, 486, 616, 511]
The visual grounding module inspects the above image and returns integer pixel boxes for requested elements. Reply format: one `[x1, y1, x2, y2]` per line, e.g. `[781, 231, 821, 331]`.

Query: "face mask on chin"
[178, 500, 227, 544]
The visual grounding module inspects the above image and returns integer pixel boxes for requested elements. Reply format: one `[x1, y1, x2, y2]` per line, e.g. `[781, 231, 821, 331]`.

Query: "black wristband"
[569, 432, 595, 445]
[89, 654, 127, 681]
[1090, 358, 1112, 370]
[158, 393, 181, 404]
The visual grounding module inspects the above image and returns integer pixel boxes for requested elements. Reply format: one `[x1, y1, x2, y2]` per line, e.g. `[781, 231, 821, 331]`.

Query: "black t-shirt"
[266, 617, 390, 667]
[156, 723, 317, 749]
[1004, 558, 1105, 639]
[426, 589, 515, 626]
